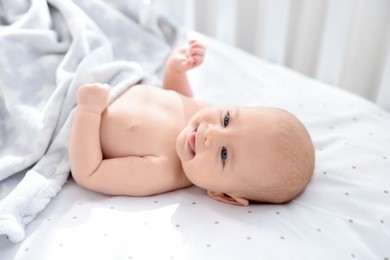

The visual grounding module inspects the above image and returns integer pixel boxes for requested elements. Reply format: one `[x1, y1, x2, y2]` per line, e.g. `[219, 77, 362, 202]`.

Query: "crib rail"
[144, 0, 390, 111]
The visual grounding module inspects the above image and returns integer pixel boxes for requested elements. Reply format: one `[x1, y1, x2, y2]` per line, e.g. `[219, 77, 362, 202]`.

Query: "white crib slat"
[235, 0, 259, 53]
[376, 45, 390, 111]
[315, 0, 356, 86]
[285, 0, 327, 76]
[193, 0, 237, 46]
[253, 0, 291, 64]
[214, 0, 237, 46]
[341, 0, 390, 99]
[193, 0, 217, 37]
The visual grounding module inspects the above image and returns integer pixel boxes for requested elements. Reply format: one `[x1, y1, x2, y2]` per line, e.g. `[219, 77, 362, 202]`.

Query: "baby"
[69, 40, 315, 206]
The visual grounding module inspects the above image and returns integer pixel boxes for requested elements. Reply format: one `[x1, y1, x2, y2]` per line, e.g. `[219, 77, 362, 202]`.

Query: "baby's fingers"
[187, 41, 205, 66]
[191, 54, 204, 67]
[189, 47, 205, 58]
[189, 40, 205, 54]
[188, 39, 204, 49]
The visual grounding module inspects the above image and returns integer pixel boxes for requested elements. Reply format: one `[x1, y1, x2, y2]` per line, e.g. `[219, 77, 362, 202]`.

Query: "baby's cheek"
[183, 161, 203, 184]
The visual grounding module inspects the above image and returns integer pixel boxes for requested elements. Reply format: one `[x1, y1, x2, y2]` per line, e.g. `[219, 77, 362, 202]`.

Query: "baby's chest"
[100, 93, 182, 158]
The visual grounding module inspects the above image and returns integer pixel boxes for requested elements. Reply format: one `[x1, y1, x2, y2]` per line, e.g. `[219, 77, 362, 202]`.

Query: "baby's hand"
[168, 40, 205, 73]
[77, 83, 110, 114]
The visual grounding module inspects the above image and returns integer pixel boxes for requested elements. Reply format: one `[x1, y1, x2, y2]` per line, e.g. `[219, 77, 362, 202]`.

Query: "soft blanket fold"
[0, 0, 180, 242]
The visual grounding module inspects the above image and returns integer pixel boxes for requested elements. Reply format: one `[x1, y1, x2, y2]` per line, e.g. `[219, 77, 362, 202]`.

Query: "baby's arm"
[162, 40, 205, 97]
[69, 84, 110, 184]
[69, 84, 190, 195]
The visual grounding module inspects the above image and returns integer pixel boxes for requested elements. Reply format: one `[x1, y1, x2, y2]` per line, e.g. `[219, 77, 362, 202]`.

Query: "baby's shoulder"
[116, 84, 202, 125]
[128, 84, 170, 96]
[124, 84, 178, 105]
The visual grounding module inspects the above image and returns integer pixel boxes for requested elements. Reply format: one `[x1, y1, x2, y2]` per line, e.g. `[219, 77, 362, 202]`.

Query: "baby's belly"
[99, 86, 182, 159]
[100, 110, 148, 158]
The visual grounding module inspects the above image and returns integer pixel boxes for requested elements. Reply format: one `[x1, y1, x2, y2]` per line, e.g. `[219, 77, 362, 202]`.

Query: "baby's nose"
[204, 124, 223, 146]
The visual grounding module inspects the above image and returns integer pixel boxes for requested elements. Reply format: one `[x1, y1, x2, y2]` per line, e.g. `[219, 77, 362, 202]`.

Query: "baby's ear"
[207, 191, 249, 206]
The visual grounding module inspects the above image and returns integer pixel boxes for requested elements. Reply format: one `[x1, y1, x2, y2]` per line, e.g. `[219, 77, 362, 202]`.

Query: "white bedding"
[0, 0, 178, 243]
[1, 31, 389, 260]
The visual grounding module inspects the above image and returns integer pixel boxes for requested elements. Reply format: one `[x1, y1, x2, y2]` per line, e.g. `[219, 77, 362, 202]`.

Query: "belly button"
[127, 124, 139, 132]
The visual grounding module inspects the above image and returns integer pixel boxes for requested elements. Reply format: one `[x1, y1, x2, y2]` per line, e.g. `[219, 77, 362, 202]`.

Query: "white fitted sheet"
[1, 33, 389, 260]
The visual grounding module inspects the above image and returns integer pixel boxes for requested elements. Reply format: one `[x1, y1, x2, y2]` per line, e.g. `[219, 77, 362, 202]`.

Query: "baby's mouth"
[187, 128, 197, 157]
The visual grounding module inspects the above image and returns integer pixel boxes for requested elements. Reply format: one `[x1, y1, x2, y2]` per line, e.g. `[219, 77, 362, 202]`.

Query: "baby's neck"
[177, 94, 208, 125]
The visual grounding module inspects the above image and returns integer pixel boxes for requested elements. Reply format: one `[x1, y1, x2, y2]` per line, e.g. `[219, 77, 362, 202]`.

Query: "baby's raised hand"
[77, 83, 110, 114]
[168, 40, 205, 73]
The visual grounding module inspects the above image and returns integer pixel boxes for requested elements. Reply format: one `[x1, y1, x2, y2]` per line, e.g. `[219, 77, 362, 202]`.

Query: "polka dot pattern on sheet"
[1, 34, 389, 260]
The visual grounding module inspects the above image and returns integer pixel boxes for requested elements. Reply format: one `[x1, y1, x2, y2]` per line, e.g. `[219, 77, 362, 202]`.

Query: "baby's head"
[176, 106, 315, 206]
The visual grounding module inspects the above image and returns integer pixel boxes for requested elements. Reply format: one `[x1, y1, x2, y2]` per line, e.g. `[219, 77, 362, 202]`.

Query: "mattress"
[1, 32, 389, 260]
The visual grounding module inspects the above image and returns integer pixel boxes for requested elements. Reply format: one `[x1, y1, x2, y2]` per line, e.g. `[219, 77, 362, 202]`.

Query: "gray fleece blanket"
[0, 0, 180, 242]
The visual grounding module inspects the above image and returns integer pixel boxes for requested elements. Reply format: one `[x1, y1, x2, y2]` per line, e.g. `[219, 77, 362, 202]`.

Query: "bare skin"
[69, 40, 315, 206]
[69, 40, 205, 196]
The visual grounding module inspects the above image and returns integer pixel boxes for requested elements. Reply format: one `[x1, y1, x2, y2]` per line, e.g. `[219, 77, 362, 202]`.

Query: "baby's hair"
[243, 108, 315, 204]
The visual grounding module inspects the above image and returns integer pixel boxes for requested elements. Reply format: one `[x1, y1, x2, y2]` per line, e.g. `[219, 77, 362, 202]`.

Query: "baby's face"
[176, 106, 280, 202]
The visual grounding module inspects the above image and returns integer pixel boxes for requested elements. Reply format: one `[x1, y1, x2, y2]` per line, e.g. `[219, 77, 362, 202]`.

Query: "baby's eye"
[221, 147, 228, 166]
[223, 111, 230, 127]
